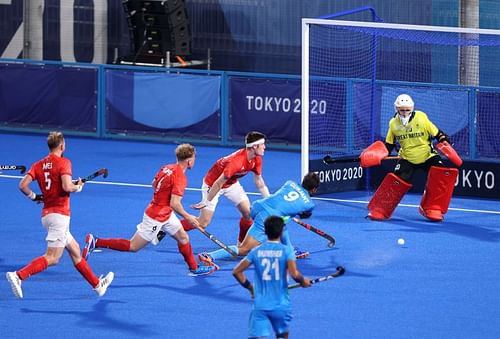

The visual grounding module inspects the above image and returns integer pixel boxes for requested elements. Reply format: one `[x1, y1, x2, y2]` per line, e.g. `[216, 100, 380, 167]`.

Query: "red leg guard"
[368, 173, 412, 220]
[75, 258, 100, 288]
[17, 256, 49, 280]
[419, 166, 458, 221]
[95, 238, 131, 251]
[178, 242, 198, 270]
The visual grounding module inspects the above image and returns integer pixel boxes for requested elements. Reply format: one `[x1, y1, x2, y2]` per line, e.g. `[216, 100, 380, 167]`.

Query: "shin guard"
[368, 173, 412, 220]
[419, 166, 458, 221]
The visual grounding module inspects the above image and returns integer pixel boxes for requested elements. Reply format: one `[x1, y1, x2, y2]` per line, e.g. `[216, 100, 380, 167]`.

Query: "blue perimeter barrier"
[1, 57, 500, 161]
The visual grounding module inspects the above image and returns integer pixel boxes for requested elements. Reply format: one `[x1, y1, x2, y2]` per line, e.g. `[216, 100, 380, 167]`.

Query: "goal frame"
[301, 18, 500, 179]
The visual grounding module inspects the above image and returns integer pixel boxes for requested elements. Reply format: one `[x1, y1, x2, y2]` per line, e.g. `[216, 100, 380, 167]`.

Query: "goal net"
[301, 19, 500, 183]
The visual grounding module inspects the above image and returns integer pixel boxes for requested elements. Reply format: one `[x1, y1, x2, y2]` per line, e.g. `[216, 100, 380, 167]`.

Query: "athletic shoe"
[94, 272, 114, 297]
[6, 271, 23, 298]
[82, 233, 96, 260]
[188, 265, 217, 277]
[198, 252, 214, 266]
[197, 252, 219, 270]
[294, 247, 310, 259]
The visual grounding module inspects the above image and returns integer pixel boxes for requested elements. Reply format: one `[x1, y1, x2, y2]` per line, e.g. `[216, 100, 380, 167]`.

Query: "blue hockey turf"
[1, 133, 499, 338]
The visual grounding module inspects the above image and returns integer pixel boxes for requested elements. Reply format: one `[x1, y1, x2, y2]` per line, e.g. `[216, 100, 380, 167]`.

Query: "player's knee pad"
[368, 173, 412, 220]
[419, 166, 458, 221]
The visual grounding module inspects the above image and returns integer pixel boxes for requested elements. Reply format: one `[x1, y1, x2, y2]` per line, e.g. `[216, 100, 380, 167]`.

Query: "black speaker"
[123, 0, 191, 60]
[123, 0, 186, 14]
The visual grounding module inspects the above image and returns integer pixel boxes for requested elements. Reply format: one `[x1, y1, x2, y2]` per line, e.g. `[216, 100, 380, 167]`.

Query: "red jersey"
[145, 164, 187, 222]
[204, 148, 262, 188]
[28, 153, 72, 217]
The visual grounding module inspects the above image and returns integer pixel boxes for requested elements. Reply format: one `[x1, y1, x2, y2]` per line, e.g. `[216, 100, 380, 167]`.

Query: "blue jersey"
[245, 241, 295, 311]
[251, 180, 315, 231]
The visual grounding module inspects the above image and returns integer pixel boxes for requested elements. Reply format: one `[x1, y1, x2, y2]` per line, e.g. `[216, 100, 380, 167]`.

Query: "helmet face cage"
[394, 94, 414, 126]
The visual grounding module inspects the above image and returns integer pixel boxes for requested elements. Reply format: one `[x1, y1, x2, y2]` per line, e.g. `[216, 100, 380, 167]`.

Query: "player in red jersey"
[82, 144, 217, 276]
[6, 131, 114, 298]
[186, 131, 270, 245]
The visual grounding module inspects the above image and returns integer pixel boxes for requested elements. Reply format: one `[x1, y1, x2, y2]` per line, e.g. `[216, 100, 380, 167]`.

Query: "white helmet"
[394, 94, 414, 112]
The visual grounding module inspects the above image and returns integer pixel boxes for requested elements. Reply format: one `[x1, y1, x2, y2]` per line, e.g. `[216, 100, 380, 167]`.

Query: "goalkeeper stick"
[323, 154, 400, 165]
[76, 168, 109, 183]
[197, 227, 238, 257]
[292, 217, 336, 248]
[0, 165, 26, 174]
[288, 266, 345, 289]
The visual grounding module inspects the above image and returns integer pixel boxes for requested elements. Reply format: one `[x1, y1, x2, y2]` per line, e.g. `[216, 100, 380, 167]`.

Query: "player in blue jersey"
[198, 172, 320, 266]
[233, 215, 311, 339]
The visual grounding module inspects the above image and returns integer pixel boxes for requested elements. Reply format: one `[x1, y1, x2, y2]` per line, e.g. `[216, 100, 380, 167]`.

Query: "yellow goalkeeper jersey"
[385, 110, 439, 164]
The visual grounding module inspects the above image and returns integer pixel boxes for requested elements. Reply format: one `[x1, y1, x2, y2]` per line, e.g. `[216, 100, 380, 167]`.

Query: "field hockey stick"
[197, 227, 238, 257]
[0, 165, 26, 174]
[75, 168, 109, 184]
[292, 217, 336, 248]
[323, 154, 400, 165]
[288, 266, 345, 289]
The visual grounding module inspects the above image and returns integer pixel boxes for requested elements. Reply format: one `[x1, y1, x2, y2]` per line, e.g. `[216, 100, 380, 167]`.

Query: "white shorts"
[42, 213, 74, 248]
[201, 180, 250, 212]
[136, 213, 182, 245]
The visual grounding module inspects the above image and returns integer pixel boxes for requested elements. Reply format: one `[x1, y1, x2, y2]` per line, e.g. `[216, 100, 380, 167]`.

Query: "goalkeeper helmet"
[394, 94, 414, 126]
[394, 94, 414, 111]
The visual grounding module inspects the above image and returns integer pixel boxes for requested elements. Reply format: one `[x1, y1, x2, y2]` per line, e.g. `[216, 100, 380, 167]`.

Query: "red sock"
[75, 258, 100, 288]
[178, 242, 198, 270]
[181, 219, 196, 231]
[16, 256, 49, 280]
[238, 218, 253, 243]
[96, 238, 131, 251]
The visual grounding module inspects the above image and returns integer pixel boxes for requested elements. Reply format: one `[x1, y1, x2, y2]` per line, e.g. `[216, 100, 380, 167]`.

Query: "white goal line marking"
[2, 174, 499, 215]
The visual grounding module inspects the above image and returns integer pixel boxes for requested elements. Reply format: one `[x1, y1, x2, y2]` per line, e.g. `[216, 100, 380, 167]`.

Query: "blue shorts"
[248, 309, 292, 338]
[246, 223, 267, 244]
[247, 223, 292, 248]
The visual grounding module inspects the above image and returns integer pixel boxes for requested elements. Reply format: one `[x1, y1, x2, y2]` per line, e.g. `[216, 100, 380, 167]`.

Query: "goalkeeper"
[198, 172, 320, 267]
[361, 94, 462, 221]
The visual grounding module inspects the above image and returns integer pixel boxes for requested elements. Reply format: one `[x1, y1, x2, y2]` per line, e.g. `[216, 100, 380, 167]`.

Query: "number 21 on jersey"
[261, 258, 280, 281]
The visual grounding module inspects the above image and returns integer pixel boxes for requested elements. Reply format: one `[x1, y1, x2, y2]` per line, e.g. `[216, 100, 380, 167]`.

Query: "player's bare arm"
[19, 174, 43, 203]
[287, 260, 311, 288]
[232, 258, 254, 298]
[62, 174, 84, 193]
[191, 173, 228, 210]
[18, 174, 34, 197]
[253, 174, 270, 197]
[206, 173, 227, 201]
[171, 194, 199, 228]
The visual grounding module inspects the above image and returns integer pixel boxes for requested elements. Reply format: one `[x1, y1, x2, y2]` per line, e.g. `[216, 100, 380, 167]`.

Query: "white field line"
[2, 174, 499, 215]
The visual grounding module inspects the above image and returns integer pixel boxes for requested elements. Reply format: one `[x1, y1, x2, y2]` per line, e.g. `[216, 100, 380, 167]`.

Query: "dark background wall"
[2, 0, 500, 74]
